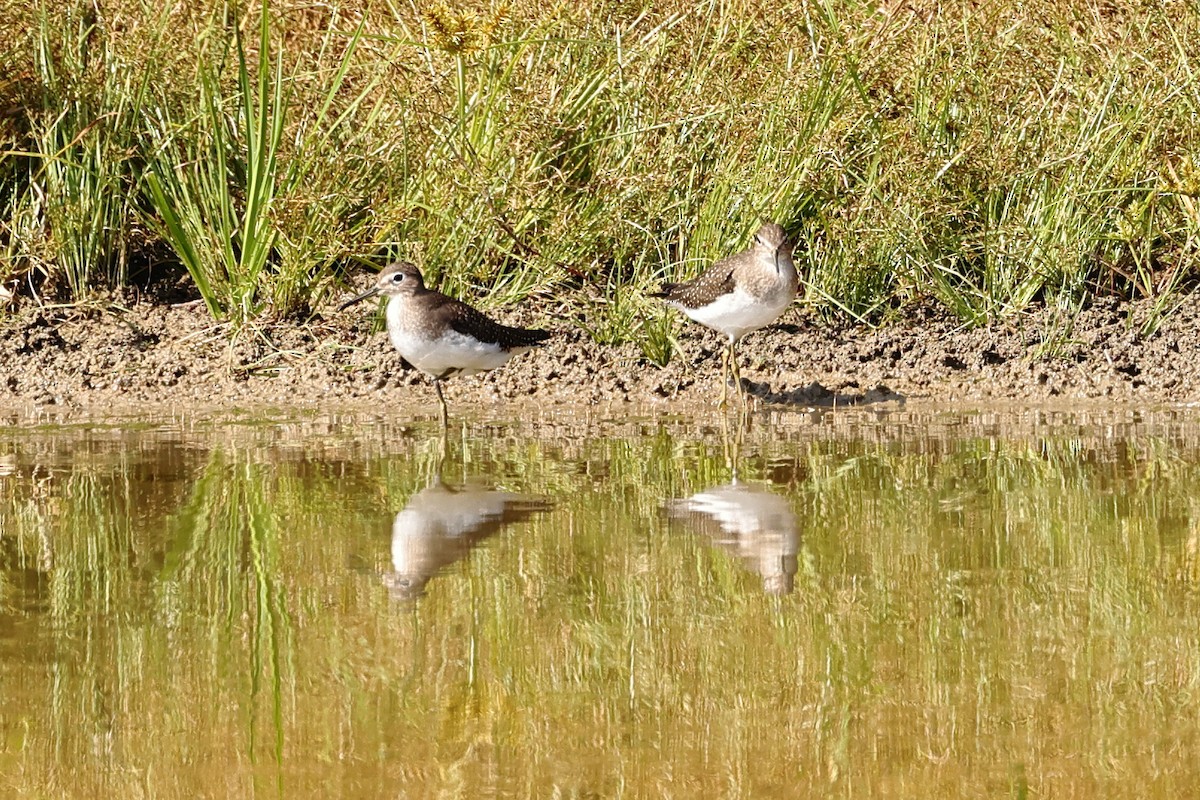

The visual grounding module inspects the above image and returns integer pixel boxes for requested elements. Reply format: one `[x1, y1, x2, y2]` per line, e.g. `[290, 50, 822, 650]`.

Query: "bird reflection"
[666, 482, 800, 595]
[385, 477, 551, 600]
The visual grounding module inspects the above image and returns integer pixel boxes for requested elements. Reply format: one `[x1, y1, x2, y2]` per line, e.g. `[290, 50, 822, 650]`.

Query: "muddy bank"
[2, 290, 1199, 417]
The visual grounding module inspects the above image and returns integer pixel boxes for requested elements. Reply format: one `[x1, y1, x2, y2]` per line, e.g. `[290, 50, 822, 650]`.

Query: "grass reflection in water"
[0, 410, 1198, 798]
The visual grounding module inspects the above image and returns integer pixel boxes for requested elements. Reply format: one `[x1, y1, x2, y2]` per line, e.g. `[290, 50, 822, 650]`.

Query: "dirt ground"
[2, 283, 1199, 419]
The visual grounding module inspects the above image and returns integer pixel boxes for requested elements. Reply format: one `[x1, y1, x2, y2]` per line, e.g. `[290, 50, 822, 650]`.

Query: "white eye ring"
[392, 272, 405, 282]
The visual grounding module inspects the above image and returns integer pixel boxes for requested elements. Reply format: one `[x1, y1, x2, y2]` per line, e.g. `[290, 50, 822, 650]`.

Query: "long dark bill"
[338, 285, 381, 311]
[773, 236, 791, 274]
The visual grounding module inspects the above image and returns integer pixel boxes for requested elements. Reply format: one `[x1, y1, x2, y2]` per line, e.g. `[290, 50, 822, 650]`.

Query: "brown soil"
[2, 289, 1198, 417]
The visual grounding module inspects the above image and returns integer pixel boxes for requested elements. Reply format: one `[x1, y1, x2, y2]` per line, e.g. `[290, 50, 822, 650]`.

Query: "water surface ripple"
[1, 408, 1198, 797]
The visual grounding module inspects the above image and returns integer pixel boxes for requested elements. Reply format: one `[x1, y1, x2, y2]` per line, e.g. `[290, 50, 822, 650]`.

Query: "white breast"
[387, 298, 521, 377]
[674, 286, 793, 342]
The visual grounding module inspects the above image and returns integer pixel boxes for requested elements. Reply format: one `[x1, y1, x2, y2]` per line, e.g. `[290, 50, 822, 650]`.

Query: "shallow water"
[2, 407, 1199, 798]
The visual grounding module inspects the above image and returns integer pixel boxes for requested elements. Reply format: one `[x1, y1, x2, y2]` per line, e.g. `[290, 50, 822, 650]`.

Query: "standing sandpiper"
[339, 261, 552, 427]
[652, 222, 797, 407]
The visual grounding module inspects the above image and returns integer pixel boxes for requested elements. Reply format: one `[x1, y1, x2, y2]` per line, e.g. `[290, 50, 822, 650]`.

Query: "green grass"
[1, 0, 1199, 350]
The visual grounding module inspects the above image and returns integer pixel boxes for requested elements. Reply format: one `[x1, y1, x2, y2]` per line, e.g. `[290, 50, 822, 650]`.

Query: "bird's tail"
[517, 328, 554, 346]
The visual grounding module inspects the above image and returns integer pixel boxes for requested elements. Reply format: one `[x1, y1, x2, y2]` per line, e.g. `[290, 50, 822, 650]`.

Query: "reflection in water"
[7, 411, 1200, 796]
[667, 482, 799, 595]
[386, 478, 552, 599]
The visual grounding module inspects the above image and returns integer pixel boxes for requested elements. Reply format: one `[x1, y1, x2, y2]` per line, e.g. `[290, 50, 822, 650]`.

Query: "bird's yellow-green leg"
[718, 344, 730, 410]
[730, 339, 746, 405]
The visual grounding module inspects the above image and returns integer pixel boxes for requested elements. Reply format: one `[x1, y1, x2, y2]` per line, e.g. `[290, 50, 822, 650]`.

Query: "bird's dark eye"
[392, 272, 405, 283]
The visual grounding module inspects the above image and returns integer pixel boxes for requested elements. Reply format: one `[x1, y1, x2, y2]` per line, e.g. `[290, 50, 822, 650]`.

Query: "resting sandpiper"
[652, 222, 796, 407]
[340, 261, 551, 426]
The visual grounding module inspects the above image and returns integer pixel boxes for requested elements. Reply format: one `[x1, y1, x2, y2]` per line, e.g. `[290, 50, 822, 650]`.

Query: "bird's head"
[339, 261, 426, 310]
[753, 222, 793, 273]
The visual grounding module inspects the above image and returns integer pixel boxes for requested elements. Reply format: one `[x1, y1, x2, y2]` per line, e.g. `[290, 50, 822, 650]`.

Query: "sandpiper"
[652, 222, 796, 407]
[339, 261, 552, 426]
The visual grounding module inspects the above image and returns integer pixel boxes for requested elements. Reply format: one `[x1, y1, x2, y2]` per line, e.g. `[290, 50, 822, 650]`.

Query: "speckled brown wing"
[651, 259, 738, 310]
[431, 294, 552, 350]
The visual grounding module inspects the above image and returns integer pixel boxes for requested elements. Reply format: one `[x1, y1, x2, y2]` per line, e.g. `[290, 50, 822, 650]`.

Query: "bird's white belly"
[385, 297, 519, 377]
[389, 326, 519, 377]
[675, 287, 791, 341]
